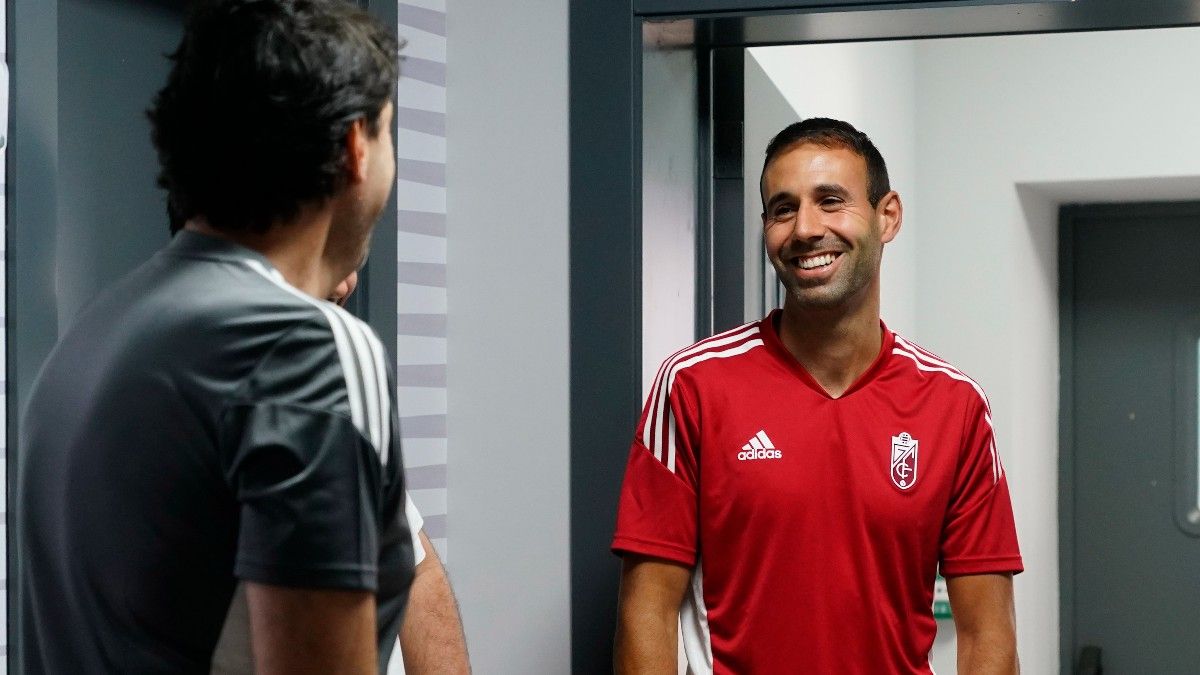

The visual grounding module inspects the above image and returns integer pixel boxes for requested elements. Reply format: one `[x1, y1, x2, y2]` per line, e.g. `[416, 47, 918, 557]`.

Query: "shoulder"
[888, 332, 992, 413]
[230, 259, 391, 373]
[248, 296, 391, 397]
[237, 298, 395, 459]
[221, 263, 392, 419]
[652, 319, 767, 390]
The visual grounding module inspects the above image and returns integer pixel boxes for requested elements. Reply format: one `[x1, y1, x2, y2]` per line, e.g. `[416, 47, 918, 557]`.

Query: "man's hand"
[948, 573, 1019, 675]
[246, 583, 376, 675]
[400, 531, 470, 674]
[614, 554, 692, 674]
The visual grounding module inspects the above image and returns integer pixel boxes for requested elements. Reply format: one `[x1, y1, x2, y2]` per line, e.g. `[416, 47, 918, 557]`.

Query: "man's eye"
[820, 198, 842, 207]
[774, 205, 796, 218]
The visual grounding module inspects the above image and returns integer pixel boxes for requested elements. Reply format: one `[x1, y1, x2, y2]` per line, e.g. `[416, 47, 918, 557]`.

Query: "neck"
[185, 205, 347, 299]
[776, 283, 883, 398]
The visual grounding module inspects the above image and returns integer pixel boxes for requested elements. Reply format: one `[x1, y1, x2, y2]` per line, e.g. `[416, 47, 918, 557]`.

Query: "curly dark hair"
[149, 0, 400, 234]
[760, 118, 891, 208]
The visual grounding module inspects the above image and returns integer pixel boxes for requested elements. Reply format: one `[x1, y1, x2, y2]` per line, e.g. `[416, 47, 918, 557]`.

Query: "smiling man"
[613, 118, 1023, 674]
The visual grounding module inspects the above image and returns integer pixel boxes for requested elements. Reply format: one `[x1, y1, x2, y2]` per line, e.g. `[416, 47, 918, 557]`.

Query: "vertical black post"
[1057, 205, 1076, 675]
[709, 47, 745, 334]
[569, 2, 639, 672]
[695, 46, 713, 339]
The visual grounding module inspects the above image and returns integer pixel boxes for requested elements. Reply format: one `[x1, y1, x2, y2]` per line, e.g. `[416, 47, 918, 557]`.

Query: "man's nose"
[791, 203, 825, 241]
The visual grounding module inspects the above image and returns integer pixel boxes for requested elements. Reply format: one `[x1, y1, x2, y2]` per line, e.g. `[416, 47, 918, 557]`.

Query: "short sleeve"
[939, 395, 1024, 577]
[224, 404, 387, 589]
[221, 316, 413, 592]
[612, 368, 701, 566]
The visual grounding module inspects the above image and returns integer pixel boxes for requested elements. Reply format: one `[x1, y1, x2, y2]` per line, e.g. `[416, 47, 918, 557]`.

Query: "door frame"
[570, 2, 1200, 671]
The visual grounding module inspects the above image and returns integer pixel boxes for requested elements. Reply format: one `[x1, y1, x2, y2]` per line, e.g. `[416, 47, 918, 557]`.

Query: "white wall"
[915, 27, 1200, 672]
[642, 46, 698, 393]
[753, 25, 1200, 674]
[742, 52, 797, 320]
[444, 0, 571, 672]
[747, 43, 919, 336]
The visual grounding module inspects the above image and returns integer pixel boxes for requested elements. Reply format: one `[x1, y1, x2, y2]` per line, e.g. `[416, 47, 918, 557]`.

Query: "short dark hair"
[149, 0, 400, 234]
[760, 118, 891, 208]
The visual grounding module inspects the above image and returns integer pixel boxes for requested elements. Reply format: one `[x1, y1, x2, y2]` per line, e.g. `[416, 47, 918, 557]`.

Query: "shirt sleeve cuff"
[235, 559, 378, 591]
[940, 554, 1024, 577]
[611, 536, 696, 567]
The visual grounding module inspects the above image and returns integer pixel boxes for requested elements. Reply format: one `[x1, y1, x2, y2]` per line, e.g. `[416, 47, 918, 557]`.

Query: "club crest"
[890, 432, 918, 490]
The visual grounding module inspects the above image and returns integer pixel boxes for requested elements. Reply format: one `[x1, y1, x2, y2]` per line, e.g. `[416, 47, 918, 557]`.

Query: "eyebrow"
[764, 191, 796, 211]
[813, 183, 852, 200]
[764, 183, 852, 211]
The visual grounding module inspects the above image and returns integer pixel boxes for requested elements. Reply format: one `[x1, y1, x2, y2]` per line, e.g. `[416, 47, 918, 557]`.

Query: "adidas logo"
[737, 430, 782, 460]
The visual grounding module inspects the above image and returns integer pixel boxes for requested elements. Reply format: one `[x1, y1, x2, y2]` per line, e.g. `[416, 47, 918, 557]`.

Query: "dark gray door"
[1063, 202, 1200, 673]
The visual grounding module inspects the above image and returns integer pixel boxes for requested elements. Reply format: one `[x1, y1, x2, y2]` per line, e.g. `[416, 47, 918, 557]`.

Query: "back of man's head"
[150, 0, 399, 234]
[760, 118, 890, 208]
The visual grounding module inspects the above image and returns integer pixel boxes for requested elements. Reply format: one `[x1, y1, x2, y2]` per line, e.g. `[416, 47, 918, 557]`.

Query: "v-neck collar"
[759, 309, 894, 400]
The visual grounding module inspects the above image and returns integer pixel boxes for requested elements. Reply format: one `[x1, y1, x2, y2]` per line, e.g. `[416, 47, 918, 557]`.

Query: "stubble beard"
[773, 237, 882, 310]
[329, 201, 379, 277]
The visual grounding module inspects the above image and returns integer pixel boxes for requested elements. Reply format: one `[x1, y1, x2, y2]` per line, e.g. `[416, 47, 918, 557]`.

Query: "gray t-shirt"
[18, 230, 413, 673]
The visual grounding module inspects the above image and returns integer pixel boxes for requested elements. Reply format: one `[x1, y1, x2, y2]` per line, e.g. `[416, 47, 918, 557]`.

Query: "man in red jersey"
[613, 118, 1022, 674]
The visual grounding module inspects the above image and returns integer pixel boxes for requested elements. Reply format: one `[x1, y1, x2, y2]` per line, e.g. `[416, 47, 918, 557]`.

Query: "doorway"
[570, 2, 1200, 672]
[1061, 202, 1200, 673]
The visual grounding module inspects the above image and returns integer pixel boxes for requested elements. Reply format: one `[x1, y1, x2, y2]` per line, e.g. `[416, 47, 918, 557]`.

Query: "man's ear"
[344, 117, 370, 184]
[878, 190, 903, 244]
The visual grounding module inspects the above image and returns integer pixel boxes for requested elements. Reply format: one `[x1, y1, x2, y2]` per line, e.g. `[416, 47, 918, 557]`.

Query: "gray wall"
[56, 0, 180, 328]
[7, 0, 182, 438]
[1, 4, 9, 669]
[444, 0, 571, 672]
[7, 1, 184, 669]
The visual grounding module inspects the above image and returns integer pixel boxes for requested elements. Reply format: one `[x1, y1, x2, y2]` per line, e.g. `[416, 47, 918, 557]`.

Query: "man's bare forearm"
[614, 604, 678, 674]
[399, 532, 470, 674]
[949, 573, 1019, 675]
[247, 583, 377, 675]
[614, 554, 691, 674]
[958, 630, 1019, 675]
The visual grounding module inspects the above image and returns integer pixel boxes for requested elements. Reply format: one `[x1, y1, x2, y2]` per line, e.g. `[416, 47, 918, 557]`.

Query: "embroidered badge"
[891, 432, 919, 490]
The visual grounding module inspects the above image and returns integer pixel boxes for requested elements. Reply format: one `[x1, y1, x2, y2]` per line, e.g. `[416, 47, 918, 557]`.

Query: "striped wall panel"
[397, 0, 449, 563]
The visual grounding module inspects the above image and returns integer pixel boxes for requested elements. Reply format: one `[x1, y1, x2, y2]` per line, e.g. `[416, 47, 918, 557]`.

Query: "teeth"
[798, 253, 836, 270]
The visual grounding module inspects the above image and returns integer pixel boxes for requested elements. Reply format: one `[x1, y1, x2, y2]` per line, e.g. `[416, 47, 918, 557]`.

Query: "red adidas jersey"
[613, 311, 1022, 674]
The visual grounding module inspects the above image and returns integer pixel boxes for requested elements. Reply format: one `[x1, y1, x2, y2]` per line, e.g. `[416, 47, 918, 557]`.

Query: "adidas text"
[737, 449, 782, 461]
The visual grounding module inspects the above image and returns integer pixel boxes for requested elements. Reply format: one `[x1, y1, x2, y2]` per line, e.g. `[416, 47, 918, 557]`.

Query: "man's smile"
[794, 251, 842, 270]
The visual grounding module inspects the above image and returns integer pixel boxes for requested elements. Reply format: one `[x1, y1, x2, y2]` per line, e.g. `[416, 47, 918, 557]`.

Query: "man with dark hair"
[18, 2, 465, 673]
[614, 118, 1022, 673]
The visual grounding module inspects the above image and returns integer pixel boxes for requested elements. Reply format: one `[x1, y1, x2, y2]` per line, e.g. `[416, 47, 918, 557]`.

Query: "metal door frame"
[570, 2, 1200, 671]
